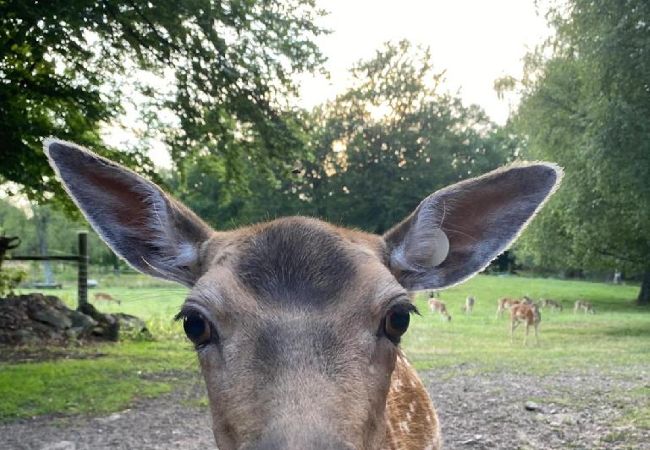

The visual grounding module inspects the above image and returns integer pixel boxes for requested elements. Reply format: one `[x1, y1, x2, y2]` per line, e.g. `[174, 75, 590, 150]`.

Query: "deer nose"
[242, 431, 356, 450]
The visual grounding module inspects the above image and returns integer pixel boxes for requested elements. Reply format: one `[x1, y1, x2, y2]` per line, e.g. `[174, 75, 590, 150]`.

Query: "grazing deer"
[510, 302, 541, 345]
[574, 299, 595, 314]
[45, 139, 561, 450]
[521, 295, 534, 305]
[93, 292, 122, 305]
[462, 296, 475, 314]
[541, 298, 563, 311]
[496, 297, 520, 318]
[428, 298, 452, 322]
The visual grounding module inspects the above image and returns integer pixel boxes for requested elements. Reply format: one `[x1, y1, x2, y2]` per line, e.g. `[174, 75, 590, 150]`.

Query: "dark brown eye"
[383, 304, 416, 343]
[182, 313, 212, 346]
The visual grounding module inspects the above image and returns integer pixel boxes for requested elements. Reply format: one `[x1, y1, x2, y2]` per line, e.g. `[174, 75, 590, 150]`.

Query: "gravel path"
[2, 365, 648, 449]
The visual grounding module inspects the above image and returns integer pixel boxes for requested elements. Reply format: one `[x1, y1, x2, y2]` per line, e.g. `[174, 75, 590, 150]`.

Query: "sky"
[298, 0, 552, 124]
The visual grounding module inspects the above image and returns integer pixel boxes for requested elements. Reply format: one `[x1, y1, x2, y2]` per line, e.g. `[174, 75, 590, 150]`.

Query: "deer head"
[45, 138, 561, 450]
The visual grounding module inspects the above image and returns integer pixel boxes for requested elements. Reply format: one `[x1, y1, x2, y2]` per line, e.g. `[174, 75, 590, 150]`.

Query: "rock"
[113, 313, 151, 338]
[69, 309, 97, 329]
[30, 306, 72, 330]
[78, 303, 119, 341]
[0, 293, 150, 345]
[524, 400, 542, 411]
[549, 413, 579, 426]
[14, 328, 40, 345]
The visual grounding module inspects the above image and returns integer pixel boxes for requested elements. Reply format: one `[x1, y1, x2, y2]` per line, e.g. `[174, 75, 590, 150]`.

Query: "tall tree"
[510, 0, 650, 304]
[301, 41, 510, 233]
[0, 0, 326, 206]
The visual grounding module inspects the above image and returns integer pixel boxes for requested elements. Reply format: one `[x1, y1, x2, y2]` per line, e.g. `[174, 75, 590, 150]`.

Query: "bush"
[0, 267, 27, 297]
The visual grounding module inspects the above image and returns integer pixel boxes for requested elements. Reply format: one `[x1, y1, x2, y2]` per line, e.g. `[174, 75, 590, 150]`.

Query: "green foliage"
[0, 198, 118, 268]
[0, 0, 327, 207]
[0, 267, 26, 297]
[175, 41, 513, 232]
[300, 41, 511, 232]
[506, 0, 650, 302]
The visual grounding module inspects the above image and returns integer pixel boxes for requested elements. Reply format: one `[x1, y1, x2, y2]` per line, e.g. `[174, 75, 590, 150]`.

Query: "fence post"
[77, 231, 88, 309]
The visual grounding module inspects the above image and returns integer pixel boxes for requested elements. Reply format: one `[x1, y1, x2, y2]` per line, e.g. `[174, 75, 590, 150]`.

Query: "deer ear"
[383, 163, 562, 290]
[44, 138, 213, 287]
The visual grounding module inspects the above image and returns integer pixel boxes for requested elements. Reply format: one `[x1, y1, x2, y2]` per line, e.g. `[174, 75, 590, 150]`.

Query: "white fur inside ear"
[428, 228, 449, 267]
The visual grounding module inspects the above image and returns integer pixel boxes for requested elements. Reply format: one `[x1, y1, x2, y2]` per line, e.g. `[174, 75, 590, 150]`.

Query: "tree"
[0, 0, 327, 207]
[509, 0, 650, 304]
[300, 41, 510, 232]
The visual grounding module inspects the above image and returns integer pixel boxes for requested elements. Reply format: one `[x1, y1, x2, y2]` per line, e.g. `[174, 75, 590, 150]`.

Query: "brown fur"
[428, 298, 451, 322]
[574, 299, 595, 314]
[541, 298, 563, 311]
[384, 352, 441, 450]
[93, 292, 121, 305]
[46, 140, 563, 450]
[190, 218, 440, 450]
[496, 297, 520, 318]
[462, 296, 475, 314]
[510, 303, 541, 345]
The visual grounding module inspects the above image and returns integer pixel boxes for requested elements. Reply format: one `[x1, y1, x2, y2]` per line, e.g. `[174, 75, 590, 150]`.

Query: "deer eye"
[180, 312, 212, 346]
[383, 303, 417, 344]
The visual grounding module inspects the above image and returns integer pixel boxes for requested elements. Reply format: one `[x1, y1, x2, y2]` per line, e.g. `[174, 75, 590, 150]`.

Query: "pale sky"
[299, 0, 552, 124]
[115, 0, 553, 168]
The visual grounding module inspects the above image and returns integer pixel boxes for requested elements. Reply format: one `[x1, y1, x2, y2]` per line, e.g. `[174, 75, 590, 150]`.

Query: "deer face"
[45, 139, 561, 449]
[184, 219, 407, 449]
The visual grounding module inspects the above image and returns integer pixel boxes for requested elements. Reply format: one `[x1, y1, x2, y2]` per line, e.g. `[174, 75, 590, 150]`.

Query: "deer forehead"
[192, 217, 406, 318]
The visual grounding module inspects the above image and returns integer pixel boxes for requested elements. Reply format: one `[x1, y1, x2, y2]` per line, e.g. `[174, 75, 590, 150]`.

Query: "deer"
[462, 296, 475, 314]
[45, 138, 561, 450]
[574, 299, 595, 314]
[93, 292, 122, 305]
[521, 295, 534, 305]
[427, 298, 452, 322]
[496, 297, 520, 318]
[510, 302, 541, 345]
[540, 298, 563, 311]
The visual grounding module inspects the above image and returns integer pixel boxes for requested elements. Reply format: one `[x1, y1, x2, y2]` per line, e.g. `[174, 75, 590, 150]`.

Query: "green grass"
[0, 341, 198, 420]
[1, 281, 195, 421]
[403, 275, 648, 373]
[1, 274, 647, 421]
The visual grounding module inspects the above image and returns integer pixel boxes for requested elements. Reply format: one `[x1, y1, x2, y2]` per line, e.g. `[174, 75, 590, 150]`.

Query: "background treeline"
[0, 0, 648, 303]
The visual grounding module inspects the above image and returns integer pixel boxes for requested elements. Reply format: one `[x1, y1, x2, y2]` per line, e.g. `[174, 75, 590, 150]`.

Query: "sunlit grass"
[2, 274, 647, 421]
[403, 275, 648, 374]
[0, 341, 198, 420]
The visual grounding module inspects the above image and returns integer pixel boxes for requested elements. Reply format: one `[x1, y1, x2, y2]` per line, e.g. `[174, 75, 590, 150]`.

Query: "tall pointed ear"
[383, 163, 562, 291]
[44, 138, 213, 287]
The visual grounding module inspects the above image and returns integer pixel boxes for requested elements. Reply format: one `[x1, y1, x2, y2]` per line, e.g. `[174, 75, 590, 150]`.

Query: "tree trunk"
[638, 270, 650, 306]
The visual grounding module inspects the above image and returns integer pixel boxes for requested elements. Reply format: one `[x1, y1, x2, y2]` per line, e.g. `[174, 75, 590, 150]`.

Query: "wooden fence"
[4, 231, 89, 308]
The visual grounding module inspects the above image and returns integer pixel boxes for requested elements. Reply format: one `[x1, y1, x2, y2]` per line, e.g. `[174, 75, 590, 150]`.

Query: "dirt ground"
[1, 365, 648, 450]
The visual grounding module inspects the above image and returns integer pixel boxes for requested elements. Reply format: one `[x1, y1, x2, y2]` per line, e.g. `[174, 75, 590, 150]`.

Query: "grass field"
[0, 274, 647, 421]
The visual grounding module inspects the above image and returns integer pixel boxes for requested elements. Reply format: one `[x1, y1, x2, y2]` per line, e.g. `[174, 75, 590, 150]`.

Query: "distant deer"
[496, 297, 520, 318]
[428, 298, 452, 322]
[541, 298, 563, 311]
[574, 299, 595, 314]
[46, 139, 560, 450]
[522, 295, 534, 305]
[510, 302, 541, 345]
[462, 296, 475, 314]
[93, 292, 121, 305]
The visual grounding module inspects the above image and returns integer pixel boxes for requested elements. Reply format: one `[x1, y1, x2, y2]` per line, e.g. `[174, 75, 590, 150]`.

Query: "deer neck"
[383, 351, 441, 450]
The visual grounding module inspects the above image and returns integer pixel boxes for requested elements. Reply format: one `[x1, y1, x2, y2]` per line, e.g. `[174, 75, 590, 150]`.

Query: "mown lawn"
[0, 274, 647, 421]
[404, 275, 648, 374]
